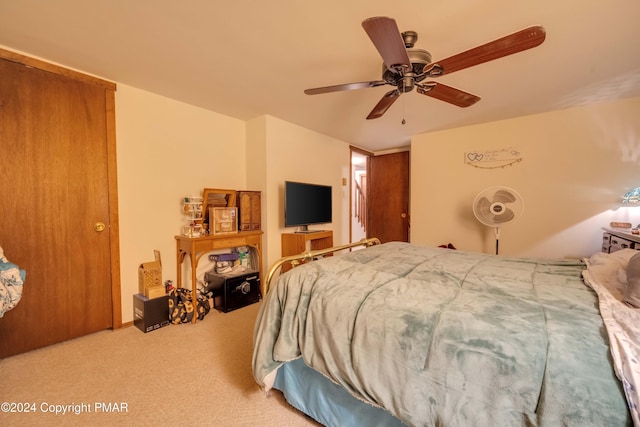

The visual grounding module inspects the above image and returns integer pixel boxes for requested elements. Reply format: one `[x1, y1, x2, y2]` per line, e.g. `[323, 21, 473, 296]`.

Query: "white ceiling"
[1, 0, 639, 152]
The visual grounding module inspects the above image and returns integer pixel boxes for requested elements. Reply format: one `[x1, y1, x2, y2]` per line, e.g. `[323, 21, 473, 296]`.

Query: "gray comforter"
[253, 242, 630, 426]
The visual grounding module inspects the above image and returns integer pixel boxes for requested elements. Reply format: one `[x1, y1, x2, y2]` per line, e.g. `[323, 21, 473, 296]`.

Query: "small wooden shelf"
[281, 230, 333, 272]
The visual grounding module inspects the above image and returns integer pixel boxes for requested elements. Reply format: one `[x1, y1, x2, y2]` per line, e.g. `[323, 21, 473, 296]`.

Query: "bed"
[252, 241, 638, 426]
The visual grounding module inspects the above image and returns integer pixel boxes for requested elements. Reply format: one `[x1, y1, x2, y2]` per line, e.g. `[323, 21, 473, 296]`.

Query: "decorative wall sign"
[464, 147, 523, 169]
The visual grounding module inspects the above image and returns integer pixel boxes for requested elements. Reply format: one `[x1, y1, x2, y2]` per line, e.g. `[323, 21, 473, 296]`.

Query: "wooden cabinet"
[281, 231, 333, 272]
[236, 191, 261, 231]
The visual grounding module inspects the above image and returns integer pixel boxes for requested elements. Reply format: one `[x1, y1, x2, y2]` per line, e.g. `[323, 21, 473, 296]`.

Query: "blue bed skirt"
[273, 357, 405, 427]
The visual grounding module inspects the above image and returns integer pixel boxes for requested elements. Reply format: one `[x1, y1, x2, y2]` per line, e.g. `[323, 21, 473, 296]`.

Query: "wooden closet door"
[0, 57, 115, 357]
[367, 151, 410, 243]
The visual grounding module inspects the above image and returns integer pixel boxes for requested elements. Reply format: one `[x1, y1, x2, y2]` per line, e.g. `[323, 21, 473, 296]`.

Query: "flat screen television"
[284, 181, 332, 233]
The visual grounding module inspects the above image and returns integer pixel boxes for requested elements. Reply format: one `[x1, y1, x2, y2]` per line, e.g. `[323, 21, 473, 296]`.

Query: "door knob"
[94, 222, 106, 232]
[400, 213, 407, 218]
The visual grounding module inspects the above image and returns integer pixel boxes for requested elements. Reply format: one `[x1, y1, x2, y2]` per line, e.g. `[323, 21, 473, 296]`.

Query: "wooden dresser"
[602, 228, 640, 253]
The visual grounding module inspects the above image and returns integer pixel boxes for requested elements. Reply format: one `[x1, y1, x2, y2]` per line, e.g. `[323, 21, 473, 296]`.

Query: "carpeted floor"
[0, 301, 319, 426]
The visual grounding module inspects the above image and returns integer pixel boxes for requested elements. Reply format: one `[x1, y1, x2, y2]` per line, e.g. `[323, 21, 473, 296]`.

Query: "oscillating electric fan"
[472, 186, 524, 255]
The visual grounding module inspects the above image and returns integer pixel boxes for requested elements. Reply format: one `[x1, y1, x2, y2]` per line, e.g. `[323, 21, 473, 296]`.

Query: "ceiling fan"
[304, 17, 546, 120]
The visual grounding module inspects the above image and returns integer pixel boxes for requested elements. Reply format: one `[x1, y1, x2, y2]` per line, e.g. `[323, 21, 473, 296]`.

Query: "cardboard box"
[138, 250, 162, 296]
[133, 293, 170, 333]
[145, 285, 166, 299]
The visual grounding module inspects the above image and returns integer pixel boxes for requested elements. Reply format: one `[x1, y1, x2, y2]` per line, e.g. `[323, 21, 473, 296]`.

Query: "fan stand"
[494, 227, 501, 255]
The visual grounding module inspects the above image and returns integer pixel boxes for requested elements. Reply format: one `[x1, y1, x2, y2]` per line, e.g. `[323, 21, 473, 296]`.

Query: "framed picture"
[210, 207, 238, 235]
[201, 188, 236, 230]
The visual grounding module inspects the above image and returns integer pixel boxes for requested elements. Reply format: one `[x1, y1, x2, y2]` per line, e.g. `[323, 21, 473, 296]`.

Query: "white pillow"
[625, 251, 640, 308]
[586, 249, 635, 301]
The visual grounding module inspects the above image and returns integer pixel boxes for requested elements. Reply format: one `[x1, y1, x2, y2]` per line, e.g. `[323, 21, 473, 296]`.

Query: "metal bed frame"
[264, 237, 381, 294]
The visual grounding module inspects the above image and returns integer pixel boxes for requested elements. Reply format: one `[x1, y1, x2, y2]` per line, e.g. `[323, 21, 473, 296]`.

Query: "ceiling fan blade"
[426, 26, 546, 76]
[417, 82, 480, 108]
[362, 17, 411, 71]
[366, 90, 400, 120]
[304, 81, 387, 95]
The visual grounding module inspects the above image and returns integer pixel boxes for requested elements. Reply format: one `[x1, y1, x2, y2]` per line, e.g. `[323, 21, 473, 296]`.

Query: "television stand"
[281, 230, 333, 272]
[294, 225, 325, 234]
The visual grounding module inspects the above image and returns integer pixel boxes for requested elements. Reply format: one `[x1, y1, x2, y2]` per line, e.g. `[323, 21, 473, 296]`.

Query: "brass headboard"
[263, 237, 381, 295]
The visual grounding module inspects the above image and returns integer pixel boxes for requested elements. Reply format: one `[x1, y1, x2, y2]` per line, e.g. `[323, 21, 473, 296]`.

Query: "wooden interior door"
[367, 151, 410, 243]
[0, 53, 120, 357]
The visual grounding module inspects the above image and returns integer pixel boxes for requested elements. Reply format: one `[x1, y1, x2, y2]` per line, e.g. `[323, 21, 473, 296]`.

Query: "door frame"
[0, 48, 123, 329]
[349, 145, 374, 244]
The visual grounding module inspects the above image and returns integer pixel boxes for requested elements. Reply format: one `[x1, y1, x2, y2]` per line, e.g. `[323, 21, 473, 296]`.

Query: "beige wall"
[115, 84, 246, 322]
[248, 115, 351, 269]
[410, 96, 640, 258]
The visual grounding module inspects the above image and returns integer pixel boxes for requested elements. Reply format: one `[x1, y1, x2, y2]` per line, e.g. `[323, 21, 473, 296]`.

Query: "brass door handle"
[401, 213, 407, 218]
[94, 222, 106, 232]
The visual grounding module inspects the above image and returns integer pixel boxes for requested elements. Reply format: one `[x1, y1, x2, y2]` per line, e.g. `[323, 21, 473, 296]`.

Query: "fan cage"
[472, 186, 524, 255]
